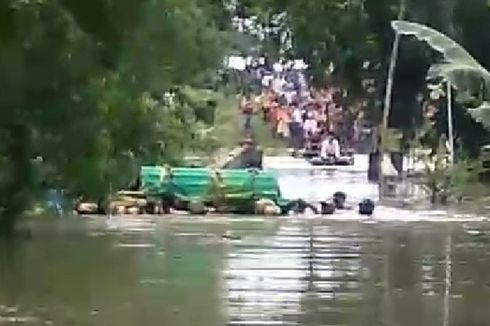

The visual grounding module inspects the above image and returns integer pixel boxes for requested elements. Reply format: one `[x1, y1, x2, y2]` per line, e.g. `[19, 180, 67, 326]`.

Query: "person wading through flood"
[320, 131, 341, 162]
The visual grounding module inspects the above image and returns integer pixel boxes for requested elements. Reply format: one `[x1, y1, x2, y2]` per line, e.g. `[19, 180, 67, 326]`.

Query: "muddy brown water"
[1, 156, 490, 326]
[1, 216, 490, 326]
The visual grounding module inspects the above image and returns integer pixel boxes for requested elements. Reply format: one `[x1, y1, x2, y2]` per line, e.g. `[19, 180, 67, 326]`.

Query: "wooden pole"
[378, 0, 407, 200]
[447, 81, 455, 167]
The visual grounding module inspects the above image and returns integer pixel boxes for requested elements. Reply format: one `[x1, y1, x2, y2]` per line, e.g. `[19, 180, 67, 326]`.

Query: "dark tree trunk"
[0, 124, 32, 236]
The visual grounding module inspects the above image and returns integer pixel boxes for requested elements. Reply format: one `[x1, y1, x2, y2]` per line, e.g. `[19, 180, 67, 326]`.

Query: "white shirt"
[262, 75, 273, 87]
[321, 138, 340, 159]
[273, 62, 284, 73]
[272, 78, 282, 93]
[303, 119, 317, 135]
[285, 91, 296, 104]
[292, 109, 303, 124]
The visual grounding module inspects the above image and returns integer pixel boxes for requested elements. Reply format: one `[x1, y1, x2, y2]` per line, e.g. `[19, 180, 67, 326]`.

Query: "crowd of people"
[238, 58, 360, 160]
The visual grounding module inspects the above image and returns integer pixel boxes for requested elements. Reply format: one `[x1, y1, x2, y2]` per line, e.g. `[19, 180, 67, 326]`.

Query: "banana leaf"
[467, 102, 490, 128]
[391, 20, 490, 128]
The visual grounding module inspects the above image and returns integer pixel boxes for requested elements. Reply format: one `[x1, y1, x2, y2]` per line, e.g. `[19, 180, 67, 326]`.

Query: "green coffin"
[140, 166, 283, 205]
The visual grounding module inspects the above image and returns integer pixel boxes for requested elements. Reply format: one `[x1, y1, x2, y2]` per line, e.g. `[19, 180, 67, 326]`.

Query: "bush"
[418, 137, 485, 204]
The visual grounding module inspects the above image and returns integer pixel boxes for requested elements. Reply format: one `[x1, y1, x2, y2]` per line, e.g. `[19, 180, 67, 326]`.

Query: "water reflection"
[0, 216, 490, 325]
[224, 222, 308, 324]
[223, 220, 490, 326]
[0, 217, 225, 326]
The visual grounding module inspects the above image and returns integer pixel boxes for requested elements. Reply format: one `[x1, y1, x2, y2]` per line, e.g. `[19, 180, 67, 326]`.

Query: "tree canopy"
[236, 0, 490, 151]
[0, 0, 231, 226]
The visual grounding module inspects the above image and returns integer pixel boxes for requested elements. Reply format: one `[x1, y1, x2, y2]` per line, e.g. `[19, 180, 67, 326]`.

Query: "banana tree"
[391, 20, 490, 129]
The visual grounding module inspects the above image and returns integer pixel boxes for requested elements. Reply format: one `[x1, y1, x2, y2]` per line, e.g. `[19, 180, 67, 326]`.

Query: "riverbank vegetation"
[416, 138, 488, 205]
[391, 20, 490, 204]
[2, 0, 490, 230]
[0, 0, 235, 229]
[236, 0, 490, 154]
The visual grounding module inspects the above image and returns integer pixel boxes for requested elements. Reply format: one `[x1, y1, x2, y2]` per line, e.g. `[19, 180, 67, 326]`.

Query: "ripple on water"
[115, 243, 156, 248]
[0, 316, 39, 324]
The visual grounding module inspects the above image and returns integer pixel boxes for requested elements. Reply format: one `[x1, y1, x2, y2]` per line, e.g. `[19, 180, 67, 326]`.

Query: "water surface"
[1, 216, 490, 326]
[1, 155, 490, 325]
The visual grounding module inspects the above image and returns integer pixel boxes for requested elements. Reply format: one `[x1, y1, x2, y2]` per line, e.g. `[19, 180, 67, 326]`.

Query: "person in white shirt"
[272, 76, 283, 94]
[261, 75, 273, 88]
[284, 91, 294, 105]
[320, 132, 341, 160]
[273, 62, 283, 73]
[303, 114, 318, 137]
[292, 107, 303, 124]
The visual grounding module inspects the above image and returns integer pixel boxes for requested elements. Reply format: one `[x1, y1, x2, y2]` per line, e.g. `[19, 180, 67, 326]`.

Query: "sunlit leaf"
[467, 102, 490, 129]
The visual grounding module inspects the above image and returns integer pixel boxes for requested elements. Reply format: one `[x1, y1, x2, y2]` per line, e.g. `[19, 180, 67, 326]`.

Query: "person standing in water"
[320, 132, 341, 161]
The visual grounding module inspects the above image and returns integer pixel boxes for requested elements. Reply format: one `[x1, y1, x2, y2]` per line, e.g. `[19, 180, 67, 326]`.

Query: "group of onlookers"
[238, 59, 360, 159]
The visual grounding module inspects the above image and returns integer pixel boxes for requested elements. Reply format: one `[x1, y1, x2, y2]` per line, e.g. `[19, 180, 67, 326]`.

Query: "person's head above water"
[358, 199, 375, 216]
[333, 191, 346, 199]
[333, 192, 346, 209]
[320, 201, 335, 215]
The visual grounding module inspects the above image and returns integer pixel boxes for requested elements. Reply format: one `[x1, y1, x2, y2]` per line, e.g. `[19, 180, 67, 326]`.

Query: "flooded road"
[2, 217, 490, 326]
[1, 156, 490, 325]
[265, 154, 398, 203]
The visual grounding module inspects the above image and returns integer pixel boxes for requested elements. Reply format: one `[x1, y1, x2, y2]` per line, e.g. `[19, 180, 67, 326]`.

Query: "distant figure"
[359, 199, 375, 216]
[303, 112, 318, 138]
[47, 189, 63, 216]
[289, 107, 304, 149]
[240, 94, 254, 131]
[320, 132, 340, 161]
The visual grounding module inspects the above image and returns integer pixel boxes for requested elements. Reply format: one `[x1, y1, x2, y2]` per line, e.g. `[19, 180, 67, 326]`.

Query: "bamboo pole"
[447, 81, 455, 167]
[378, 0, 407, 200]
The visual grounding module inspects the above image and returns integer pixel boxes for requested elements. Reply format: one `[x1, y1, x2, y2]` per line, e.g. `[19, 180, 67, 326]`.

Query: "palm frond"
[391, 21, 490, 94]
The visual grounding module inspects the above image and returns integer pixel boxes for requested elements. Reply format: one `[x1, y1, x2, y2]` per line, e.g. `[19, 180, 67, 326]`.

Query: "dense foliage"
[0, 0, 231, 227]
[235, 0, 490, 151]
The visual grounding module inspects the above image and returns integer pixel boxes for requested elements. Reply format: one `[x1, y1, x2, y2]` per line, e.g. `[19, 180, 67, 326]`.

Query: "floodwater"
[1, 156, 490, 326]
[265, 155, 378, 204]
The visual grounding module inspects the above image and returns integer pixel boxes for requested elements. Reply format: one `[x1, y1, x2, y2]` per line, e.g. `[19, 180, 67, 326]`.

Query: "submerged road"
[264, 154, 377, 204]
[263, 154, 486, 222]
[0, 155, 489, 326]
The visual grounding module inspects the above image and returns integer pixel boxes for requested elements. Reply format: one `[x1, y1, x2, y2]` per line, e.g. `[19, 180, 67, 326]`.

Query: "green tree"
[0, 0, 231, 232]
[239, 0, 490, 153]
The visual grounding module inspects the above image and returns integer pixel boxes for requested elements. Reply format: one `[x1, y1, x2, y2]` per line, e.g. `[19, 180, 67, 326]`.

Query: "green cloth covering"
[140, 166, 287, 211]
